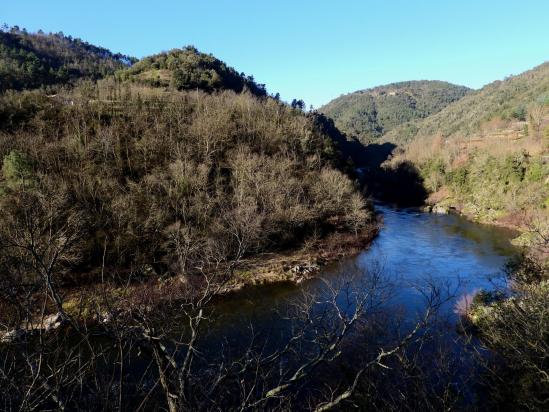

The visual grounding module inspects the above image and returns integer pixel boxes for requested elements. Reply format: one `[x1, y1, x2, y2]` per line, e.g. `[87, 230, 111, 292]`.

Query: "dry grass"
[426, 187, 450, 205]
[401, 119, 546, 166]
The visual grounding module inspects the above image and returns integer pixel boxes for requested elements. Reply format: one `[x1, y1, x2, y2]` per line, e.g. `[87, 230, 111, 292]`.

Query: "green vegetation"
[115, 46, 267, 96]
[387, 63, 549, 225]
[320, 81, 470, 144]
[387, 62, 549, 144]
[466, 228, 548, 411]
[417, 151, 549, 222]
[1, 149, 34, 190]
[0, 25, 135, 91]
[321, 64, 549, 222]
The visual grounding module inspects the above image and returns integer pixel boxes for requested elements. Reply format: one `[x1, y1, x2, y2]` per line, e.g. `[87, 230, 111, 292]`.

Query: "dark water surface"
[211, 204, 518, 331]
[194, 204, 520, 407]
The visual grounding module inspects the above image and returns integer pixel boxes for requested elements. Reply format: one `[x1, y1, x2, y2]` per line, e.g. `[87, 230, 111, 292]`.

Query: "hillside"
[0, 27, 380, 411]
[0, 26, 135, 91]
[320, 80, 470, 144]
[115, 46, 267, 96]
[386, 62, 549, 225]
[0, 37, 372, 289]
[386, 61, 549, 145]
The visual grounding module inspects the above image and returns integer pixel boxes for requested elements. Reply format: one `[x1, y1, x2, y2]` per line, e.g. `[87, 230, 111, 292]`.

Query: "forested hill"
[115, 47, 267, 96]
[0, 26, 372, 292]
[385, 61, 549, 145]
[0, 26, 136, 92]
[320, 81, 470, 144]
[385, 60, 549, 226]
[0, 25, 266, 97]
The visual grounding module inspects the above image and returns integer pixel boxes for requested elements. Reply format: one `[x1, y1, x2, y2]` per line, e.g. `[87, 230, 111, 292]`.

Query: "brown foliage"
[0, 84, 372, 286]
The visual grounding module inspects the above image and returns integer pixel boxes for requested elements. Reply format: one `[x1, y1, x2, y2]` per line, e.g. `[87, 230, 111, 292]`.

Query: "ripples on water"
[212, 204, 518, 329]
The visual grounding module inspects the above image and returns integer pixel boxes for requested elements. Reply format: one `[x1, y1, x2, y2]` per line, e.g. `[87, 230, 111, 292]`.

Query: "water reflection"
[190, 204, 521, 408]
[211, 204, 518, 333]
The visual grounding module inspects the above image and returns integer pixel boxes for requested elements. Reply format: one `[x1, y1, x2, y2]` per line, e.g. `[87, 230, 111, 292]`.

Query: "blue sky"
[4, 1, 549, 107]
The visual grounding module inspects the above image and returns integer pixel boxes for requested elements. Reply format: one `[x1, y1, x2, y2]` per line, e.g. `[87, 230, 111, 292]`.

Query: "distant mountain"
[0, 26, 135, 92]
[320, 81, 471, 144]
[386, 62, 549, 144]
[115, 46, 267, 96]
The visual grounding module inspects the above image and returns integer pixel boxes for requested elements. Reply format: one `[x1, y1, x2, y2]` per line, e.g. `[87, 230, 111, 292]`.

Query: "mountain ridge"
[320, 80, 471, 144]
[0, 25, 136, 91]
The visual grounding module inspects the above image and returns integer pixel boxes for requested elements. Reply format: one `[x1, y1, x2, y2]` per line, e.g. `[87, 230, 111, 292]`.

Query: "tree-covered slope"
[115, 46, 267, 96]
[0, 31, 371, 287]
[320, 80, 470, 143]
[0, 26, 135, 92]
[387, 62, 549, 144]
[388, 61, 549, 225]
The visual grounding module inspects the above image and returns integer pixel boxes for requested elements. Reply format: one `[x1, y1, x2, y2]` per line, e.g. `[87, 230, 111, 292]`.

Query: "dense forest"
[116, 46, 267, 96]
[0, 83, 368, 287]
[0, 25, 136, 91]
[320, 81, 470, 144]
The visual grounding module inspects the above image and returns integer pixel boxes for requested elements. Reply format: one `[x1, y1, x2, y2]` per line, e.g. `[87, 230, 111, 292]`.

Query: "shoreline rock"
[1, 312, 67, 344]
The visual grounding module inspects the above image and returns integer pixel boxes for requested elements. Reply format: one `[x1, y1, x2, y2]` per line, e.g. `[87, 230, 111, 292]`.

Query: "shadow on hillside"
[354, 144, 427, 207]
[358, 142, 397, 171]
[346, 141, 428, 207]
[342, 141, 428, 206]
[367, 160, 428, 207]
[313, 113, 427, 206]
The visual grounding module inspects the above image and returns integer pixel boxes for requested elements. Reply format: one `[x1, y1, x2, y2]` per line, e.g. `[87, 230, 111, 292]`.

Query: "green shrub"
[511, 104, 527, 121]
[420, 157, 446, 192]
[2, 149, 34, 189]
[502, 152, 527, 185]
[446, 167, 469, 194]
[525, 158, 546, 182]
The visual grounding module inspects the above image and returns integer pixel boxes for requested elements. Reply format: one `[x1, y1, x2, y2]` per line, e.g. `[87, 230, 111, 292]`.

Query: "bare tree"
[528, 102, 546, 140]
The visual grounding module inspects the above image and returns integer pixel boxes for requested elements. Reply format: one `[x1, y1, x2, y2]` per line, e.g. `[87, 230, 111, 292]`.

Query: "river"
[53, 204, 523, 408]
[189, 203, 520, 408]
[211, 203, 518, 333]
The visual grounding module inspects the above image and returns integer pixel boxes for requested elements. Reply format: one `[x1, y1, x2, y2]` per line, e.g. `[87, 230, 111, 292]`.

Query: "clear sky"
[4, 1, 549, 107]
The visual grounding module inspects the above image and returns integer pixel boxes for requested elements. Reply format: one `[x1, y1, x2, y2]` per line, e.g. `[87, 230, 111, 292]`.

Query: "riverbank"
[2, 202, 528, 410]
[422, 188, 541, 233]
[0, 222, 380, 343]
[219, 222, 380, 293]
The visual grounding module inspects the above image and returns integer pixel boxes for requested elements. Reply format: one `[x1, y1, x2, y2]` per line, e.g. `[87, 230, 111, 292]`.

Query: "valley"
[0, 24, 547, 411]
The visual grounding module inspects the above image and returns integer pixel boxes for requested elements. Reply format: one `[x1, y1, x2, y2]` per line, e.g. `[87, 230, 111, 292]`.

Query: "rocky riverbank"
[219, 224, 380, 294]
[422, 188, 534, 233]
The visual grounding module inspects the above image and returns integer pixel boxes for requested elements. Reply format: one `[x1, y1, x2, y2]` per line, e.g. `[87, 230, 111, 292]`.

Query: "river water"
[195, 204, 520, 406]
[53, 203, 518, 409]
[211, 203, 518, 332]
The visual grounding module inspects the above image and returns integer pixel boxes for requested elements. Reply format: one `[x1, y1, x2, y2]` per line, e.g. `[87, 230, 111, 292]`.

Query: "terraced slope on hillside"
[386, 62, 549, 145]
